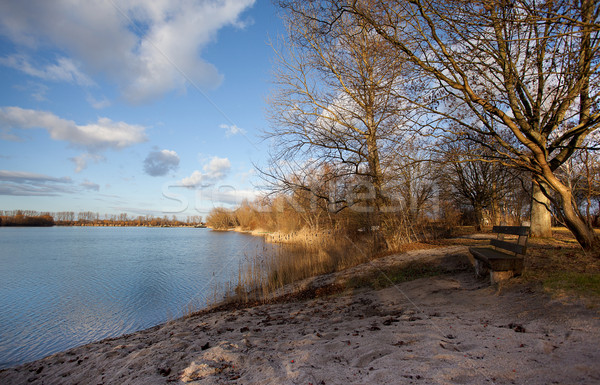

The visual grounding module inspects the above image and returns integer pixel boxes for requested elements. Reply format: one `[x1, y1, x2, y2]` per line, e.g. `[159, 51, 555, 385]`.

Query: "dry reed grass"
[220, 229, 377, 304]
[212, 218, 457, 305]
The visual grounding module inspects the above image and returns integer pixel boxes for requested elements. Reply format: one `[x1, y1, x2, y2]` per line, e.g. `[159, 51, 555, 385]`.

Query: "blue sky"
[0, 0, 282, 219]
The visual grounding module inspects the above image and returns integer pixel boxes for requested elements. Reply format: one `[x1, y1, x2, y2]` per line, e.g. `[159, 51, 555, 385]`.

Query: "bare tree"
[327, 0, 600, 252]
[438, 140, 522, 230]
[264, 1, 410, 228]
[389, 142, 436, 223]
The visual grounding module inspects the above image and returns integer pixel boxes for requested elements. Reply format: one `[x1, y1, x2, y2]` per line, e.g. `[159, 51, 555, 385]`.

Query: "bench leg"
[490, 270, 514, 284]
[474, 259, 488, 278]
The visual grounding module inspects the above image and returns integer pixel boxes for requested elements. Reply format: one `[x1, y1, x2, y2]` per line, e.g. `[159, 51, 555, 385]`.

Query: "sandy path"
[1, 246, 599, 384]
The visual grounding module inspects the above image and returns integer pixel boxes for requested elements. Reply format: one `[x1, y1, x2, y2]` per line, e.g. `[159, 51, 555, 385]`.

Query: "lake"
[0, 227, 269, 369]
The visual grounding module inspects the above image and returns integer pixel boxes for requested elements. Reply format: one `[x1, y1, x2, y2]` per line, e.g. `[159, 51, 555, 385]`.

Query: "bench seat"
[468, 225, 530, 284]
[469, 246, 524, 272]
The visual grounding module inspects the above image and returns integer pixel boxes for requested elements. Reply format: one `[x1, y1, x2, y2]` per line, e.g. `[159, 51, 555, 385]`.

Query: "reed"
[224, 229, 376, 303]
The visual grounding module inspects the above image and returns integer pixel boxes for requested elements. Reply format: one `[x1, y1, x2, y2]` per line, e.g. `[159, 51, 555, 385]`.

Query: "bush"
[206, 207, 237, 230]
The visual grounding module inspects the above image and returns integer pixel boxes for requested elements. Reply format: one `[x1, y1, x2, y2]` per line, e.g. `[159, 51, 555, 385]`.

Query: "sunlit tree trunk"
[530, 182, 552, 238]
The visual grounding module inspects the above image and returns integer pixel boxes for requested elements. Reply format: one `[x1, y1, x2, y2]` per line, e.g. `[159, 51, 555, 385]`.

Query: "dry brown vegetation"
[521, 229, 600, 303]
[0, 211, 54, 226]
[204, 191, 460, 304]
[207, 221, 600, 310]
[204, 186, 600, 306]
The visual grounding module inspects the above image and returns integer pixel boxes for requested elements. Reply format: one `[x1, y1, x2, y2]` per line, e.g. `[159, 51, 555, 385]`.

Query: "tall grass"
[222, 229, 377, 303]
[202, 198, 457, 306]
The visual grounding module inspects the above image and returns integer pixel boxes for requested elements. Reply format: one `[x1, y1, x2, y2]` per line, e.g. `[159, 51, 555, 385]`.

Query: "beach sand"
[1, 246, 599, 384]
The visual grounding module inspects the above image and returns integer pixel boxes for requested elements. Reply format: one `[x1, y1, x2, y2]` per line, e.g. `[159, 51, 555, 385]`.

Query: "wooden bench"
[469, 226, 530, 284]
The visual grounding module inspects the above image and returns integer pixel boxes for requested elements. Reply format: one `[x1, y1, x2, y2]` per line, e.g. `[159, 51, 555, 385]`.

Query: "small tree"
[438, 141, 521, 230]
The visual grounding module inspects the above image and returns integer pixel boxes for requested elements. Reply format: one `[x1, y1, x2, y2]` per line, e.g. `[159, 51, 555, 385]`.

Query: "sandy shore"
[1, 246, 599, 384]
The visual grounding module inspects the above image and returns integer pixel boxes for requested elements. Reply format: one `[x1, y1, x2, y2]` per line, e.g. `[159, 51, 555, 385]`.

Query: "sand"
[1, 245, 599, 384]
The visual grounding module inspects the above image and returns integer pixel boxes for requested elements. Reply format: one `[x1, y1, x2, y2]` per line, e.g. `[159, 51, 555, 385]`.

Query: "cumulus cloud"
[0, 0, 256, 103]
[220, 123, 246, 138]
[143, 149, 180, 177]
[178, 156, 231, 188]
[0, 106, 147, 151]
[203, 156, 232, 179]
[0, 170, 74, 196]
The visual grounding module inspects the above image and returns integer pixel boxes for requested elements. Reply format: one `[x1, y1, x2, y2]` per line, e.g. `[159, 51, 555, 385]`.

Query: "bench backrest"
[490, 226, 530, 256]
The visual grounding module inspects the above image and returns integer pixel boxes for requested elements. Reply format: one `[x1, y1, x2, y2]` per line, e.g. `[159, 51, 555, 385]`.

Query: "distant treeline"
[0, 211, 204, 227]
[0, 212, 55, 227]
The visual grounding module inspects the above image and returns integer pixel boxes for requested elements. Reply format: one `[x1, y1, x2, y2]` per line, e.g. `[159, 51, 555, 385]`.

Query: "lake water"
[0, 227, 269, 369]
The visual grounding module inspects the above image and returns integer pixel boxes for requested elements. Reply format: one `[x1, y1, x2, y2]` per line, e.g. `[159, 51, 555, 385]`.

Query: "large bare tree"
[322, 0, 600, 252]
[263, 1, 409, 226]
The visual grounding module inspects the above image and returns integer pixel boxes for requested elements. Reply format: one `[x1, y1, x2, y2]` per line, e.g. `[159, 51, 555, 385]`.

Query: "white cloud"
[178, 170, 207, 188]
[0, 184, 72, 196]
[0, 170, 103, 196]
[70, 153, 105, 173]
[0, 0, 256, 103]
[0, 54, 95, 86]
[202, 188, 260, 205]
[13, 81, 49, 101]
[178, 156, 231, 187]
[0, 106, 147, 151]
[0, 127, 22, 141]
[144, 149, 180, 177]
[220, 123, 246, 138]
[30, 84, 48, 101]
[203, 156, 232, 179]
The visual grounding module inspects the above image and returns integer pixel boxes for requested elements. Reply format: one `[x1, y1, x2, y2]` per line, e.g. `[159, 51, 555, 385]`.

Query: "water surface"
[0, 227, 266, 369]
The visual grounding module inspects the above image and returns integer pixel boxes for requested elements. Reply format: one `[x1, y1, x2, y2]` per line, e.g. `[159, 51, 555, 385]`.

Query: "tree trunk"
[555, 186, 600, 256]
[530, 182, 552, 238]
[366, 131, 383, 220]
[541, 171, 600, 255]
[473, 203, 484, 231]
[491, 181, 499, 226]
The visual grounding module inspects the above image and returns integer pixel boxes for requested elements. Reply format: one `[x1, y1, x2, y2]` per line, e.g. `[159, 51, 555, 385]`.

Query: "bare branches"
[264, 1, 411, 216]
[335, 0, 600, 250]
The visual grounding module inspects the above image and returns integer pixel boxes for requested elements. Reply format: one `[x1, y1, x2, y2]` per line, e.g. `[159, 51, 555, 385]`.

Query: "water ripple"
[0, 227, 266, 369]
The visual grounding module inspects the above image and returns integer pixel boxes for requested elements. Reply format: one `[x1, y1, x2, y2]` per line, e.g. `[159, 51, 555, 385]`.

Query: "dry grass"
[510, 229, 600, 305]
[441, 225, 600, 302]
[225, 230, 377, 303]
[211, 224, 600, 309]
[226, 222, 450, 304]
